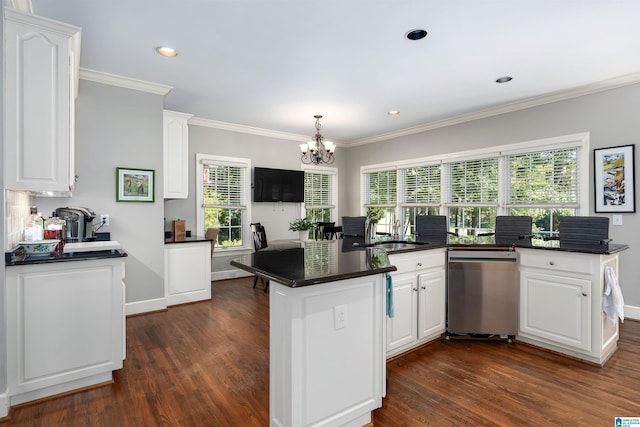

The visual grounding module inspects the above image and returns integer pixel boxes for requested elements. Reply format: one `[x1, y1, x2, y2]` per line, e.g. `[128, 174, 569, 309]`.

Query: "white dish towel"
[603, 265, 624, 324]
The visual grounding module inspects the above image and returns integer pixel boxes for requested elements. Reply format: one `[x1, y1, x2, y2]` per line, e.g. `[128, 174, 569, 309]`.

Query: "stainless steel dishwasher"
[447, 249, 518, 337]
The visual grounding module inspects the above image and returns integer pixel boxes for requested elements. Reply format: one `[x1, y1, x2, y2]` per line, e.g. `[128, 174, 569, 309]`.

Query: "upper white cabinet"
[4, 9, 81, 196]
[163, 110, 193, 199]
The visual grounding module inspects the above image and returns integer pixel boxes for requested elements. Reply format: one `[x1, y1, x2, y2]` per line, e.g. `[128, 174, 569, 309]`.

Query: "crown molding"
[79, 68, 173, 95]
[189, 116, 311, 143]
[348, 72, 640, 147]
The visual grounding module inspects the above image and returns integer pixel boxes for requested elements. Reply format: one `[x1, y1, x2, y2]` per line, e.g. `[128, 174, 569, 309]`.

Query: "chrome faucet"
[365, 216, 377, 244]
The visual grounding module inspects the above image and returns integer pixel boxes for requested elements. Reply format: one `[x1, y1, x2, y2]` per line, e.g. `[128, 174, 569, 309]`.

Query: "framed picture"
[116, 167, 155, 202]
[594, 145, 635, 213]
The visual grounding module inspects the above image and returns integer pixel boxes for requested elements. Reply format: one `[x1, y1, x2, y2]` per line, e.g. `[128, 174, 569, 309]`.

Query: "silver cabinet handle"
[417, 262, 423, 267]
[421, 286, 426, 290]
[582, 292, 588, 297]
[549, 261, 555, 265]
[412, 288, 418, 292]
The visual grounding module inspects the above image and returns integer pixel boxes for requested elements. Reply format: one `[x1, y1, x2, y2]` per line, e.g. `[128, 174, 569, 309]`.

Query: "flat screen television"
[253, 167, 305, 202]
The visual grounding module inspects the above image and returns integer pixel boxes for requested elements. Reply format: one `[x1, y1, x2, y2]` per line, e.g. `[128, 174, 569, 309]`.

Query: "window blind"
[203, 164, 246, 207]
[446, 158, 498, 205]
[365, 169, 397, 206]
[305, 172, 332, 207]
[506, 147, 578, 207]
[401, 165, 441, 205]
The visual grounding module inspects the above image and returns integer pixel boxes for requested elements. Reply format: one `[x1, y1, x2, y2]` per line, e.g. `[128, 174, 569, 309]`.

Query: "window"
[505, 147, 579, 239]
[304, 169, 336, 223]
[364, 169, 397, 234]
[196, 154, 251, 250]
[444, 157, 499, 236]
[400, 164, 441, 236]
[361, 133, 588, 239]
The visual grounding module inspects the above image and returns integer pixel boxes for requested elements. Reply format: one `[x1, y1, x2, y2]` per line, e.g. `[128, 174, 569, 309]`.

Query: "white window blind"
[401, 165, 441, 205]
[305, 172, 332, 207]
[506, 147, 578, 207]
[203, 164, 246, 208]
[364, 169, 397, 206]
[446, 158, 498, 205]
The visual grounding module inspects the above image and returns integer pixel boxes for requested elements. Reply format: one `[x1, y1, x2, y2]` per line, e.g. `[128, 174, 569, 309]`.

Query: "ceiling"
[29, 0, 640, 145]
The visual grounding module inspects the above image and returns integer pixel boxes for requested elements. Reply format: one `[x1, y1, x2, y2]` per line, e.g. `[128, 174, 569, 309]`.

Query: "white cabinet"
[164, 242, 211, 306]
[517, 248, 620, 364]
[4, 9, 81, 195]
[386, 249, 446, 358]
[270, 275, 385, 427]
[6, 258, 125, 405]
[163, 110, 193, 199]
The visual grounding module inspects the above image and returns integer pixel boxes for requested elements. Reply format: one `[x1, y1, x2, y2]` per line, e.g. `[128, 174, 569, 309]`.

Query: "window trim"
[196, 153, 252, 253]
[360, 132, 590, 218]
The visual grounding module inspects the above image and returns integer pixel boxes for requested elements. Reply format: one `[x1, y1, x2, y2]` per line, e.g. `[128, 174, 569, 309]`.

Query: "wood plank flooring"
[3, 277, 640, 426]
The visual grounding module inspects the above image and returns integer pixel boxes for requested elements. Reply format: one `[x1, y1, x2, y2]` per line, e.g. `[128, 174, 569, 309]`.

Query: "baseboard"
[0, 392, 9, 418]
[624, 304, 640, 321]
[211, 269, 252, 281]
[125, 297, 167, 316]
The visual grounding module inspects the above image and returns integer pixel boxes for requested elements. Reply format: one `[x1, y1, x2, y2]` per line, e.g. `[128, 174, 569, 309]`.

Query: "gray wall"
[343, 83, 640, 307]
[36, 80, 166, 303]
[163, 124, 347, 241]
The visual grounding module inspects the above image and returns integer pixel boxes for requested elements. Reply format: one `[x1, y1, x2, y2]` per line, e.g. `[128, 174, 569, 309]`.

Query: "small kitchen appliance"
[55, 207, 97, 242]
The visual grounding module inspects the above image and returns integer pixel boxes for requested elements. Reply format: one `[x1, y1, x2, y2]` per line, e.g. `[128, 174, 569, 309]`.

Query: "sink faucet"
[365, 216, 377, 244]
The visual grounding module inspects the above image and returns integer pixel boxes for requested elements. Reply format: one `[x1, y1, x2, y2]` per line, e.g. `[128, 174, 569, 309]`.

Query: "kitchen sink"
[373, 241, 422, 250]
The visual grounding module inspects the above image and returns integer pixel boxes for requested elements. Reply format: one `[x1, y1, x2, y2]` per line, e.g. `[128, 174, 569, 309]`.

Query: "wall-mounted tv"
[253, 167, 305, 202]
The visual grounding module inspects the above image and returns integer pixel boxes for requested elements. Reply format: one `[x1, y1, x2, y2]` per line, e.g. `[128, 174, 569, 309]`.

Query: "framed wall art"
[594, 144, 635, 213]
[116, 167, 155, 202]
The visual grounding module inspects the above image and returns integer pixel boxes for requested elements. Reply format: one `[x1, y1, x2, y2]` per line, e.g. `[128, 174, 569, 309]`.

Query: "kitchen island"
[231, 240, 395, 427]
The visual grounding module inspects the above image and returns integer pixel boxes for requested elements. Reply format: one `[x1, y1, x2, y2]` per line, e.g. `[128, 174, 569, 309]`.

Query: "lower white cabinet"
[386, 249, 446, 358]
[164, 242, 212, 306]
[517, 248, 619, 364]
[6, 258, 125, 405]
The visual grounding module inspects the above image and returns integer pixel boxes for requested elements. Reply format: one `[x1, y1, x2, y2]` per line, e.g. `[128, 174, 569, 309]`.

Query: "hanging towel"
[386, 273, 394, 318]
[603, 265, 624, 323]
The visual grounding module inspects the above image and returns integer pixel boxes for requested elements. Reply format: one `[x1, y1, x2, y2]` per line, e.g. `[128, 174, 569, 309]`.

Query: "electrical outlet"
[612, 215, 623, 226]
[100, 214, 110, 227]
[334, 304, 348, 330]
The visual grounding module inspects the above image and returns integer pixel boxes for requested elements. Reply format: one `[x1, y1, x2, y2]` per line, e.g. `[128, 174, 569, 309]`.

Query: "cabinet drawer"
[389, 250, 445, 273]
[518, 249, 596, 274]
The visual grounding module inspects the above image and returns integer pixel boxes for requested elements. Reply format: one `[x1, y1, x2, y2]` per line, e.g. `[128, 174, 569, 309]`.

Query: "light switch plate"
[613, 215, 623, 226]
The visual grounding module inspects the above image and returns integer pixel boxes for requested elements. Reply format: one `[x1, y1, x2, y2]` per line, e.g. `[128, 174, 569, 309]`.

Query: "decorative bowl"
[18, 240, 60, 257]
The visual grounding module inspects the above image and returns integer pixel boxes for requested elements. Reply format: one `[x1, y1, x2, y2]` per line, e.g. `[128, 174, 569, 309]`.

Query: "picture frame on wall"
[594, 144, 635, 213]
[116, 167, 155, 202]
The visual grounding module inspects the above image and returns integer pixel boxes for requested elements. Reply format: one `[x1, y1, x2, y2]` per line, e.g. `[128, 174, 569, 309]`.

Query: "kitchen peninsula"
[232, 240, 395, 427]
[232, 235, 628, 427]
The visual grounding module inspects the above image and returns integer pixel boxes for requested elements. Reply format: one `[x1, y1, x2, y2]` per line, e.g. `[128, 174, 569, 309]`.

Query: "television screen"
[253, 167, 305, 202]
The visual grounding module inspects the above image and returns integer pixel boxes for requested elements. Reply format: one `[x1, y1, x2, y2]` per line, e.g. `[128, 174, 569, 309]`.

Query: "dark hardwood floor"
[3, 277, 640, 426]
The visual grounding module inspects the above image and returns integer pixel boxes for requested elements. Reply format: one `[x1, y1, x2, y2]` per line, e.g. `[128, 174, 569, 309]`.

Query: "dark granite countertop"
[6, 249, 127, 266]
[231, 235, 629, 288]
[230, 240, 396, 287]
[164, 236, 210, 244]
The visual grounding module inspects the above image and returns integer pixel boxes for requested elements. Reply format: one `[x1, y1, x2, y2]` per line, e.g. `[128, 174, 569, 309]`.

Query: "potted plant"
[289, 217, 316, 241]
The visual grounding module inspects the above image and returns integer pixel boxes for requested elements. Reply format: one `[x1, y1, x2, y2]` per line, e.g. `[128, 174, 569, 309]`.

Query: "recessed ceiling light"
[405, 29, 427, 41]
[388, 110, 400, 116]
[496, 76, 513, 83]
[156, 46, 177, 57]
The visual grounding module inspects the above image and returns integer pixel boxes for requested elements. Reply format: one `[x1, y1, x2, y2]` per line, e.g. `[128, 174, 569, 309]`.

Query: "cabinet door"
[163, 110, 193, 199]
[164, 243, 212, 306]
[4, 10, 80, 194]
[519, 270, 592, 352]
[417, 269, 446, 340]
[386, 274, 418, 353]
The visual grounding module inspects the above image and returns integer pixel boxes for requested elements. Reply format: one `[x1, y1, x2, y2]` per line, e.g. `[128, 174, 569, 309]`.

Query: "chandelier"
[300, 115, 336, 165]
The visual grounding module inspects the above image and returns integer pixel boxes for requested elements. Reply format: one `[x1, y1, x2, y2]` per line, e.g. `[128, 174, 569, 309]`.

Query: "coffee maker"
[55, 207, 97, 242]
